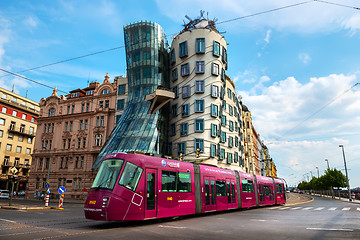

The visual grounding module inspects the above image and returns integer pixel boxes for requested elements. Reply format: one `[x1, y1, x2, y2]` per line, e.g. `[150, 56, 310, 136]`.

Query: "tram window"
[178, 172, 191, 192]
[216, 181, 226, 197]
[91, 159, 124, 190]
[119, 162, 143, 191]
[241, 179, 254, 193]
[276, 183, 284, 193]
[162, 171, 177, 192]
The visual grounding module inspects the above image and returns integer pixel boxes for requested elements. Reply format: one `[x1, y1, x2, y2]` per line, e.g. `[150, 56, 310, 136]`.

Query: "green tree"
[322, 168, 347, 189]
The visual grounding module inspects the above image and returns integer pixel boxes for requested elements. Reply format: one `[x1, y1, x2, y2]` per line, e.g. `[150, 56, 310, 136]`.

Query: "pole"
[316, 167, 319, 178]
[325, 159, 330, 169]
[339, 145, 351, 201]
[310, 171, 313, 178]
[9, 179, 14, 206]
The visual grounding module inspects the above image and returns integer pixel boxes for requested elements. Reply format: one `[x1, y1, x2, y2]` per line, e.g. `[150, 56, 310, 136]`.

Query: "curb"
[0, 205, 64, 210]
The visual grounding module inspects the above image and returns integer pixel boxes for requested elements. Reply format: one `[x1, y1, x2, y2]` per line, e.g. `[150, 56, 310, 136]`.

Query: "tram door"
[226, 178, 237, 209]
[145, 168, 157, 219]
[204, 176, 216, 211]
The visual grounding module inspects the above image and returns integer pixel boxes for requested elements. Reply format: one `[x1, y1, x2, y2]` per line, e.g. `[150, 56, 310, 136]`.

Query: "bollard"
[58, 193, 64, 209]
[45, 194, 50, 207]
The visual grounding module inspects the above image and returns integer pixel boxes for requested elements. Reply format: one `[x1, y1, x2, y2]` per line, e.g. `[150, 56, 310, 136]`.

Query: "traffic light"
[196, 148, 201, 158]
[179, 153, 183, 161]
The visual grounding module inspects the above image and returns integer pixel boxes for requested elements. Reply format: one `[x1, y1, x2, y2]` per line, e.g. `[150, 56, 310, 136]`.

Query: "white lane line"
[342, 207, 350, 211]
[279, 207, 290, 210]
[302, 207, 313, 210]
[269, 206, 281, 210]
[158, 225, 187, 229]
[0, 218, 16, 223]
[328, 207, 337, 211]
[357, 207, 360, 211]
[307, 227, 353, 232]
[314, 207, 324, 211]
[291, 207, 302, 210]
[0, 229, 52, 237]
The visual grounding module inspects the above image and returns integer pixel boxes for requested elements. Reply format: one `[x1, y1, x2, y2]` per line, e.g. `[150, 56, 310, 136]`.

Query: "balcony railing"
[8, 127, 36, 137]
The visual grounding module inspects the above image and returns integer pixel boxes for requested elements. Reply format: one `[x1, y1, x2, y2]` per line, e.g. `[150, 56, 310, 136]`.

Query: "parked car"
[0, 190, 10, 199]
[17, 190, 26, 196]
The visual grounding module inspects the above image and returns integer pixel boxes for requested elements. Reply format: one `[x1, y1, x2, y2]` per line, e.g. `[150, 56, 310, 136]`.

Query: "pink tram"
[84, 153, 286, 221]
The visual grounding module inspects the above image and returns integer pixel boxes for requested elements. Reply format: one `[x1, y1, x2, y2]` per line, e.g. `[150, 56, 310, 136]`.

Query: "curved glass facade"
[93, 21, 169, 169]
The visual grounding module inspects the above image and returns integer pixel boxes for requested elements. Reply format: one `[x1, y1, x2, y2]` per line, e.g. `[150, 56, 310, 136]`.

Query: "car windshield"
[118, 162, 143, 191]
[91, 159, 124, 190]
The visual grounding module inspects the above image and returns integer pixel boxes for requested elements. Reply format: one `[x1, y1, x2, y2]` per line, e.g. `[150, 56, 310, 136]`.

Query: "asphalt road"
[0, 194, 359, 240]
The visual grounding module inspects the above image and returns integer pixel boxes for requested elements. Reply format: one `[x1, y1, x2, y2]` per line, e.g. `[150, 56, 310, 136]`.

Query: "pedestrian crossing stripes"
[271, 206, 359, 212]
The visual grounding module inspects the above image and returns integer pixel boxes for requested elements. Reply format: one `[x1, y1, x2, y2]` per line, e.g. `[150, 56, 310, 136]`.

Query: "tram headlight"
[102, 197, 109, 208]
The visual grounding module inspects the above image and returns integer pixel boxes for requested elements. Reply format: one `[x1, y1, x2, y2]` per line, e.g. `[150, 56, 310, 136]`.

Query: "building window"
[221, 115, 226, 126]
[222, 46, 228, 64]
[234, 152, 238, 163]
[170, 123, 176, 137]
[220, 148, 225, 160]
[195, 80, 204, 93]
[6, 144, 12, 151]
[0, 130, 3, 137]
[171, 104, 178, 117]
[221, 68, 225, 81]
[71, 92, 80, 98]
[195, 99, 204, 113]
[180, 123, 188, 136]
[12, 110, 17, 117]
[77, 138, 81, 148]
[181, 104, 190, 117]
[171, 68, 178, 81]
[101, 89, 110, 95]
[195, 61, 205, 74]
[8, 132, 13, 139]
[20, 124, 25, 133]
[221, 131, 226, 143]
[229, 105, 233, 116]
[172, 86, 179, 98]
[211, 124, 217, 137]
[181, 63, 190, 76]
[0, 118, 4, 125]
[229, 120, 234, 131]
[227, 88, 232, 99]
[69, 121, 73, 131]
[84, 119, 88, 129]
[27, 137, 32, 144]
[196, 38, 205, 53]
[177, 142, 186, 156]
[67, 106, 70, 114]
[47, 107, 56, 117]
[86, 90, 94, 95]
[22, 114, 27, 119]
[195, 138, 204, 152]
[95, 134, 103, 146]
[229, 136, 234, 147]
[79, 120, 83, 130]
[81, 103, 85, 112]
[211, 85, 219, 98]
[211, 104, 218, 117]
[117, 99, 125, 110]
[227, 152, 233, 164]
[210, 144, 217, 157]
[82, 137, 86, 148]
[2, 107, 7, 113]
[182, 85, 191, 98]
[143, 67, 151, 78]
[16, 146, 22, 153]
[71, 105, 75, 114]
[3, 156, 9, 166]
[105, 100, 109, 108]
[99, 101, 104, 108]
[170, 48, 176, 65]
[179, 41, 188, 58]
[194, 119, 204, 132]
[26, 148, 31, 154]
[213, 41, 220, 56]
[212, 63, 219, 75]
[100, 116, 104, 126]
[118, 84, 126, 95]
[86, 103, 90, 112]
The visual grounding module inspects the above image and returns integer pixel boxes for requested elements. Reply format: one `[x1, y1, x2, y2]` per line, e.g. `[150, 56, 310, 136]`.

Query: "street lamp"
[316, 167, 319, 178]
[339, 145, 351, 201]
[325, 159, 330, 170]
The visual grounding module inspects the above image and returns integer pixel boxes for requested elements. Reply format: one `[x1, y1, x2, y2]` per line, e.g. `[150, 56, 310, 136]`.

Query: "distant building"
[115, 76, 128, 124]
[0, 87, 39, 191]
[28, 74, 117, 199]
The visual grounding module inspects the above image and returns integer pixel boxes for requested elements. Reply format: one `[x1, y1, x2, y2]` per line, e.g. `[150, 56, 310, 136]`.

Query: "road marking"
[269, 206, 281, 210]
[291, 207, 302, 210]
[342, 207, 350, 211]
[158, 225, 187, 229]
[314, 207, 324, 211]
[328, 207, 337, 211]
[279, 207, 290, 210]
[250, 219, 279, 222]
[0, 218, 16, 223]
[357, 207, 360, 211]
[306, 227, 353, 232]
[302, 207, 313, 210]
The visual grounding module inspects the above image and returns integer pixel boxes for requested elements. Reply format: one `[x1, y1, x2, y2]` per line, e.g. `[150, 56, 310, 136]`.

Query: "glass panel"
[205, 179, 210, 205]
[216, 180, 226, 197]
[147, 173, 155, 210]
[162, 171, 177, 192]
[178, 172, 191, 192]
[211, 180, 216, 205]
[232, 182, 236, 203]
[227, 181, 231, 203]
[119, 162, 143, 191]
[91, 159, 124, 190]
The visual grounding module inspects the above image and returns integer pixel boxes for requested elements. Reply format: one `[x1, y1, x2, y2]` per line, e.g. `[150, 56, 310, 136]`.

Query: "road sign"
[46, 183, 50, 188]
[10, 167, 18, 174]
[47, 188, 51, 194]
[58, 186, 65, 194]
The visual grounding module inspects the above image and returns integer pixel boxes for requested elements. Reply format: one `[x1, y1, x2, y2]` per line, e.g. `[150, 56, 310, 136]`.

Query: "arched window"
[95, 134, 103, 146]
[48, 108, 56, 117]
[101, 89, 110, 95]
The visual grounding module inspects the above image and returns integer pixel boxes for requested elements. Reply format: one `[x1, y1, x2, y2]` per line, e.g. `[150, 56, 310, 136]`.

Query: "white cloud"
[298, 53, 311, 64]
[342, 13, 360, 34]
[23, 16, 38, 28]
[264, 29, 271, 43]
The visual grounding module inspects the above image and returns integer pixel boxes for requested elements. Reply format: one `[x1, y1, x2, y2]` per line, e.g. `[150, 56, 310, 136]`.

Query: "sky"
[0, 0, 359, 188]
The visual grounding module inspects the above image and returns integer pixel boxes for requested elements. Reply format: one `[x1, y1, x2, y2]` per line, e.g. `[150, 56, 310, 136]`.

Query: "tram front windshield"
[91, 159, 124, 190]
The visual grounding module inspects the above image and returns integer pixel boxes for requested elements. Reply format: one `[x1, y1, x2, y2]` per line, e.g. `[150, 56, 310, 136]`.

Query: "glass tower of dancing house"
[93, 21, 170, 168]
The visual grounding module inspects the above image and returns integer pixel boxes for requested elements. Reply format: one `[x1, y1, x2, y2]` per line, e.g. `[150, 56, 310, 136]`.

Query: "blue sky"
[1, 0, 360, 188]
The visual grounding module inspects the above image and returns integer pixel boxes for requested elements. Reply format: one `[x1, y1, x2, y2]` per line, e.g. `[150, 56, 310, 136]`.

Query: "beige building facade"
[169, 24, 245, 171]
[0, 87, 39, 191]
[28, 74, 117, 199]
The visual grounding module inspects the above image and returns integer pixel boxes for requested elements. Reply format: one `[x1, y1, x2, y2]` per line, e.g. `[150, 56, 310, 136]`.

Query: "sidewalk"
[310, 193, 360, 204]
[285, 192, 313, 206]
[0, 197, 85, 210]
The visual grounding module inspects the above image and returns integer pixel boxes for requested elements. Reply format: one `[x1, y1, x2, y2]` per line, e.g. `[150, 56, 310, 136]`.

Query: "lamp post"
[316, 167, 319, 178]
[325, 159, 330, 169]
[339, 145, 351, 201]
